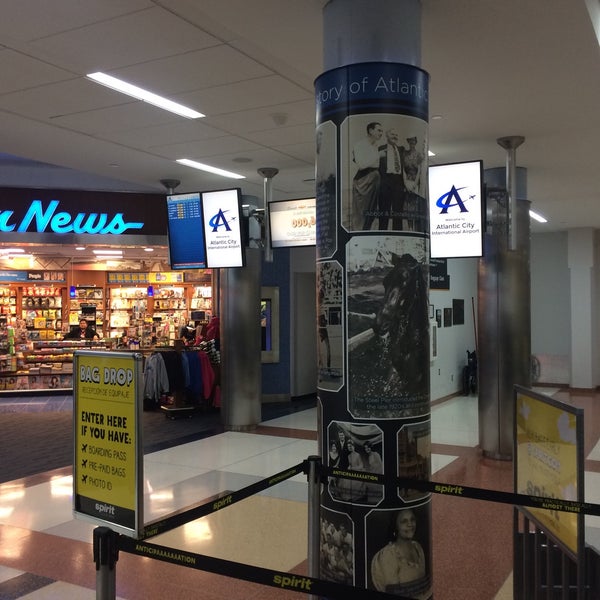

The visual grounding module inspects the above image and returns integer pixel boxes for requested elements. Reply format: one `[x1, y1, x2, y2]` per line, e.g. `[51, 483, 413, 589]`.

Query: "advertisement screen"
[166, 193, 207, 269]
[269, 198, 316, 248]
[428, 160, 483, 258]
[201, 188, 245, 268]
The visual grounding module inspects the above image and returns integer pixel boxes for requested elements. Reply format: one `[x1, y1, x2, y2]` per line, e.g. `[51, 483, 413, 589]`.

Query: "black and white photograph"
[320, 507, 355, 586]
[327, 421, 384, 506]
[397, 421, 431, 503]
[317, 261, 344, 391]
[366, 504, 432, 599]
[340, 114, 428, 233]
[316, 120, 338, 259]
[347, 235, 430, 419]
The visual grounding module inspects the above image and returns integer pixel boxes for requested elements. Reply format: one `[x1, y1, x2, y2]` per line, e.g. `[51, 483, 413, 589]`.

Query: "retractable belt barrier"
[117, 536, 405, 600]
[100, 456, 599, 600]
[326, 466, 600, 516]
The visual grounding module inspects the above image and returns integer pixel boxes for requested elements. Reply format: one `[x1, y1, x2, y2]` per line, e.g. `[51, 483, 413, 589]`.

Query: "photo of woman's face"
[396, 510, 416, 540]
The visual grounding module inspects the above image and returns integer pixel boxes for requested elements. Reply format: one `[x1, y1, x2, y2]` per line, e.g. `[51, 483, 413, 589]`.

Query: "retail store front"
[0, 187, 216, 394]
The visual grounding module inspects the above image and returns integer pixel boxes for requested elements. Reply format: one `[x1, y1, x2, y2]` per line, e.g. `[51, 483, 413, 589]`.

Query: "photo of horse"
[346, 236, 430, 419]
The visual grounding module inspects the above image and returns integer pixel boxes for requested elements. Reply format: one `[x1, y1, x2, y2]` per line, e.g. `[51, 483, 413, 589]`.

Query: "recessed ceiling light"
[144, 247, 154, 252]
[75, 246, 86, 251]
[86, 72, 205, 119]
[176, 159, 245, 180]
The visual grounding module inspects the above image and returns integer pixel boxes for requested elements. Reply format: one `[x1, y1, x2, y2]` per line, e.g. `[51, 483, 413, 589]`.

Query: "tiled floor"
[0, 387, 598, 599]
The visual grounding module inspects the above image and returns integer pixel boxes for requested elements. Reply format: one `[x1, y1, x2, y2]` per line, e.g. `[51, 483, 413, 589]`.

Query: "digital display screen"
[269, 197, 316, 248]
[166, 193, 207, 269]
[428, 160, 484, 259]
[201, 188, 245, 268]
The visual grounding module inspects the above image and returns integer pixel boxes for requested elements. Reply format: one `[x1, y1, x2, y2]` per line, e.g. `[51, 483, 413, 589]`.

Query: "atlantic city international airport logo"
[208, 208, 236, 232]
[435, 185, 475, 215]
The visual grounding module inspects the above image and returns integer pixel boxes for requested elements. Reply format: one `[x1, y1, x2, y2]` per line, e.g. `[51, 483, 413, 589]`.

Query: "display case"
[20, 285, 64, 340]
[0, 339, 107, 392]
[68, 286, 104, 331]
[107, 286, 150, 340]
[151, 286, 188, 344]
[190, 285, 212, 321]
[0, 286, 17, 327]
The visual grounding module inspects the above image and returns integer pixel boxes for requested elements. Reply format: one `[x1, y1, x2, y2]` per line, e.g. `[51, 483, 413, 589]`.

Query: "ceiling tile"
[114, 45, 274, 94]
[0, 49, 75, 93]
[26, 7, 220, 72]
[180, 75, 312, 116]
[0, 0, 153, 41]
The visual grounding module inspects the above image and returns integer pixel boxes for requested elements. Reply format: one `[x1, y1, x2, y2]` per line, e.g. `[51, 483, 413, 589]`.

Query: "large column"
[568, 228, 598, 389]
[220, 242, 262, 430]
[479, 162, 531, 459]
[316, 1, 431, 597]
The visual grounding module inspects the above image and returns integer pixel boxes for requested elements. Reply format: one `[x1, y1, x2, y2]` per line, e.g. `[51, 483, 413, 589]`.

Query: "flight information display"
[166, 193, 207, 269]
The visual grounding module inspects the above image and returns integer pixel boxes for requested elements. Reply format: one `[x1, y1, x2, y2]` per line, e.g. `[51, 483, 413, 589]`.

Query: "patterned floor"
[1, 387, 598, 599]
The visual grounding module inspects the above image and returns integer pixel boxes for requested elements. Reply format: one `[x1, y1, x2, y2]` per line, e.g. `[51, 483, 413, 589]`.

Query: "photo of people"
[317, 261, 343, 391]
[397, 421, 431, 502]
[340, 114, 428, 233]
[366, 505, 432, 599]
[327, 421, 384, 505]
[320, 508, 354, 586]
[346, 235, 430, 418]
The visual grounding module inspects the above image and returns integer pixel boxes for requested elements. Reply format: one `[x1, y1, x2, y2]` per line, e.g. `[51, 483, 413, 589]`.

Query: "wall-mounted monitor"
[268, 197, 316, 248]
[428, 160, 484, 259]
[201, 188, 245, 268]
[166, 192, 207, 269]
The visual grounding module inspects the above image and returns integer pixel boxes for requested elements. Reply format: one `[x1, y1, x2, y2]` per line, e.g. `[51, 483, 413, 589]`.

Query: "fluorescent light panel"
[86, 72, 204, 119]
[176, 158, 246, 180]
[529, 209, 548, 223]
[93, 249, 122, 255]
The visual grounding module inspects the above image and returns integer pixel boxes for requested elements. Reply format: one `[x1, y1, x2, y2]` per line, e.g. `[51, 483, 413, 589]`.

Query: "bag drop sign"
[73, 351, 143, 537]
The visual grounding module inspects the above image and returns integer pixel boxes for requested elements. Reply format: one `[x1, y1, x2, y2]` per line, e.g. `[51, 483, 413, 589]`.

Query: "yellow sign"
[515, 389, 581, 556]
[73, 351, 141, 535]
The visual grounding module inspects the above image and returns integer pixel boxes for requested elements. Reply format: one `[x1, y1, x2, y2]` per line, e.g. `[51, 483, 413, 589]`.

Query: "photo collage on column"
[346, 235, 430, 419]
[317, 261, 344, 391]
[365, 502, 432, 599]
[320, 506, 355, 587]
[327, 420, 384, 506]
[340, 113, 428, 234]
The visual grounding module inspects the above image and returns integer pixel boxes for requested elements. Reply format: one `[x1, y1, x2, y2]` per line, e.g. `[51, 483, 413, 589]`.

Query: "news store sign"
[73, 350, 144, 538]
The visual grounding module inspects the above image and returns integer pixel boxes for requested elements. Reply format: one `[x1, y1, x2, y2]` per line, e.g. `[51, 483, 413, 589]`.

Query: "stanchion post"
[93, 526, 119, 600]
[306, 455, 321, 600]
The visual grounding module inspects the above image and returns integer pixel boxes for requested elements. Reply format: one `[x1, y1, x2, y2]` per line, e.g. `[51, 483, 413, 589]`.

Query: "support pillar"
[479, 154, 531, 460]
[316, 1, 431, 597]
[568, 228, 598, 389]
[220, 247, 262, 430]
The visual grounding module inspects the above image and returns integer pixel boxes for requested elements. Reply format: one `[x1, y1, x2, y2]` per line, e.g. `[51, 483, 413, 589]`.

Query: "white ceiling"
[0, 0, 598, 260]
